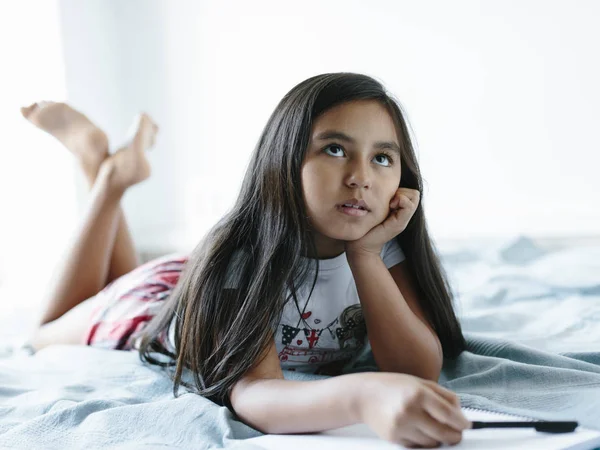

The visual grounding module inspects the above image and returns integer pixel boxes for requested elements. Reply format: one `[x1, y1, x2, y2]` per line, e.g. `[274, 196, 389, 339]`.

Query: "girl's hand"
[358, 372, 471, 448]
[346, 188, 420, 257]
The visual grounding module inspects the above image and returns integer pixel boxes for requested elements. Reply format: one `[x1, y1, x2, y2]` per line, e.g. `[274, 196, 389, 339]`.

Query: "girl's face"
[301, 100, 402, 258]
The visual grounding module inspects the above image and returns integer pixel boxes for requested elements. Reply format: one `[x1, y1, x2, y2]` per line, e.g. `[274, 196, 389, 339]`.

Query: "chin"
[322, 227, 370, 243]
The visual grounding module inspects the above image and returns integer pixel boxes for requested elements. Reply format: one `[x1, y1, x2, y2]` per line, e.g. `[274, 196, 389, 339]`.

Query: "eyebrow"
[314, 130, 402, 157]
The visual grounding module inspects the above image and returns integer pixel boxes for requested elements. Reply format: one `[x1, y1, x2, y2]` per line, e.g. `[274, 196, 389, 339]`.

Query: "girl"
[23, 73, 471, 448]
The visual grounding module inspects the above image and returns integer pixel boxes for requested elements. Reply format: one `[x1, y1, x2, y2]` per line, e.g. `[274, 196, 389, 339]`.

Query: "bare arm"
[230, 338, 471, 446]
[230, 340, 367, 434]
[232, 374, 368, 434]
[347, 255, 443, 381]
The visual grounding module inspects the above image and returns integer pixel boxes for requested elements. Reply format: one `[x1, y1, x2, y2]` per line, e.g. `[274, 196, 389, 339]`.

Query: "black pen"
[471, 421, 579, 433]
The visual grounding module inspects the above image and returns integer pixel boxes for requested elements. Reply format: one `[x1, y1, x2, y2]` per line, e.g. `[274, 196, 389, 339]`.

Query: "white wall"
[58, 0, 600, 254]
[57, 0, 179, 254]
[0, 0, 73, 309]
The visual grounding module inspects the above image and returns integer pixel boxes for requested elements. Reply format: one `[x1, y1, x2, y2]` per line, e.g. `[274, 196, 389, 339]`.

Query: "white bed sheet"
[439, 235, 600, 353]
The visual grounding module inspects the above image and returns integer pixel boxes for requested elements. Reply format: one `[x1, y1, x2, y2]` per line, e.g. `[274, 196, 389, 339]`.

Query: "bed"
[1, 234, 599, 448]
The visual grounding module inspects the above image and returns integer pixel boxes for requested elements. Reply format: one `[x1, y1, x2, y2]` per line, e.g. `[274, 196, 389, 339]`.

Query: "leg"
[35, 166, 126, 326]
[85, 163, 140, 286]
[29, 290, 100, 350]
[31, 112, 158, 328]
[21, 103, 148, 289]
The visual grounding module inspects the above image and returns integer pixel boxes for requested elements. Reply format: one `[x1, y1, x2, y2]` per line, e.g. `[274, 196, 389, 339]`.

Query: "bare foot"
[99, 113, 159, 191]
[21, 101, 109, 180]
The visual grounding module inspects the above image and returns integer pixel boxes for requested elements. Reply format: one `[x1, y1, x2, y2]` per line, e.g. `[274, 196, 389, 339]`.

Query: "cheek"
[386, 174, 401, 200]
[301, 163, 328, 205]
[372, 181, 401, 220]
[300, 169, 318, 214]
[372, 207, 390, 227]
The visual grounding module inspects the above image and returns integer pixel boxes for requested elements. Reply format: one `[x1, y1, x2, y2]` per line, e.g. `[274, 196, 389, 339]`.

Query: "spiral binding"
[463, 406, 537, 422]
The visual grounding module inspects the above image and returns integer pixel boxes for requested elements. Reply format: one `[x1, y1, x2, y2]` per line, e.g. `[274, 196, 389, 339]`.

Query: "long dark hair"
[138, 72, 466, 408]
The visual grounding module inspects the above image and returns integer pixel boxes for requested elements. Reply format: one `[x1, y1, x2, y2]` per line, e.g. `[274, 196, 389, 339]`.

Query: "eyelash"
[322, 144, 395, 166]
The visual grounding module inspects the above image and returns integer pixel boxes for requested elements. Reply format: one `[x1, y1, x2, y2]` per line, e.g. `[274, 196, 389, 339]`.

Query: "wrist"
[344, 372, 379, 423]
[346, 249, 382, 266]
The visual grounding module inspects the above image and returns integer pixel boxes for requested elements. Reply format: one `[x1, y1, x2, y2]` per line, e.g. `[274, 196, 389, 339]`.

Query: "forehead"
[310, 100, 399, 142]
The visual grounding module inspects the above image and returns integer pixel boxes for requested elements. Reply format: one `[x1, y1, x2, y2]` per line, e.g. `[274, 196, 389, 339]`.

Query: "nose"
[345, 159, 371, 189]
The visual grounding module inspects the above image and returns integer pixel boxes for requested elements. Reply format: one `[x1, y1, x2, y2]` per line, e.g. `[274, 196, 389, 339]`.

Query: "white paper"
[245, 408, 600, 450]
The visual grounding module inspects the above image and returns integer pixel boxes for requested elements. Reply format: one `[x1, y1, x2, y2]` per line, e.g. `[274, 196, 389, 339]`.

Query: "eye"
[324, 144, 345, 157]
[374, 152, 393, 167]
[323, 144, 395, 167]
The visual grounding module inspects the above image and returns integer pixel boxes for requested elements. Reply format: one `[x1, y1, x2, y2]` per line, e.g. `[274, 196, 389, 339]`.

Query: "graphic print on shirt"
[277, 304, 367, 371]
[313, 304, 368, 375]
[334, 304, 367, 349]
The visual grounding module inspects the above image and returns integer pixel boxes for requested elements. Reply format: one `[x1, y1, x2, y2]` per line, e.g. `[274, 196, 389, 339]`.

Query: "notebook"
[245, 407, 600, 450]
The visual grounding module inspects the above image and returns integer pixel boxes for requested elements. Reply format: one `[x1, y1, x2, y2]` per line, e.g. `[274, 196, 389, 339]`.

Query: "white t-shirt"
[274, 238, 405, 374]
[167, 238, 405, 374]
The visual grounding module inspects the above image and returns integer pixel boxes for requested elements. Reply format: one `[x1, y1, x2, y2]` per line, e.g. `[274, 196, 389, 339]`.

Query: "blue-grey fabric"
[347, 334, 600, 430]
[0, 334, 599, 449]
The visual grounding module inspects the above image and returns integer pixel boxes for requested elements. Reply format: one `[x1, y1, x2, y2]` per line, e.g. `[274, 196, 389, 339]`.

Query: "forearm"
[230, 373, 368, 434]
[348, 254, 442, 380]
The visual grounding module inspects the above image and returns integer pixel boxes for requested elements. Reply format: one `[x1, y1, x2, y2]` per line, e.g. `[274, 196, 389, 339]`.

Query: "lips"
[337, 198, 370, 211]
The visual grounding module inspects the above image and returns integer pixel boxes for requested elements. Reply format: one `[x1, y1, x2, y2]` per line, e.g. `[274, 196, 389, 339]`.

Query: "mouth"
[336, 198, 370, 217]
[337, 198, 370, 212]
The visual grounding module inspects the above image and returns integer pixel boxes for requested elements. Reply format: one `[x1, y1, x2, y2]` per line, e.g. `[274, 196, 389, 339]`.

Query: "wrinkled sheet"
[0, 235, 599, 448]
[438, 235, 600, 353]
[1, 336, 599, 449]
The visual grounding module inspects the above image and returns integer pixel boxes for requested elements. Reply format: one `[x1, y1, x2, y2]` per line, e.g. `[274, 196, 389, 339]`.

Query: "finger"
[399, 188, 420, 205]
[398, 427, 441, 449]
[397, 438, 419, 449]
[406, 190, 420, 206]
[424, 382, 471, 428]
[413, 401, 463, 445]
[423, 388, 471, 432]
[389, 192, 402, 209]
[424, 381, 461, 408]
[397, 187, 420, 196]
[390, 187, 409, 206]
[384, 207, 411, 231]
[399, 195, 414, 208]
[418, 416, 463, 447]
[390, 193, 410, 210]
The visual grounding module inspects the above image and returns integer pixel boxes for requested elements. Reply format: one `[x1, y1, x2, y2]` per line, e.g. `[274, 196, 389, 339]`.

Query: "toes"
[20, 103, 38, 118]
[20, 101, 57, 119]
[123, 112, 159, 151]
[136, 113, 159, 137]
[139, 112, 158, 129]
